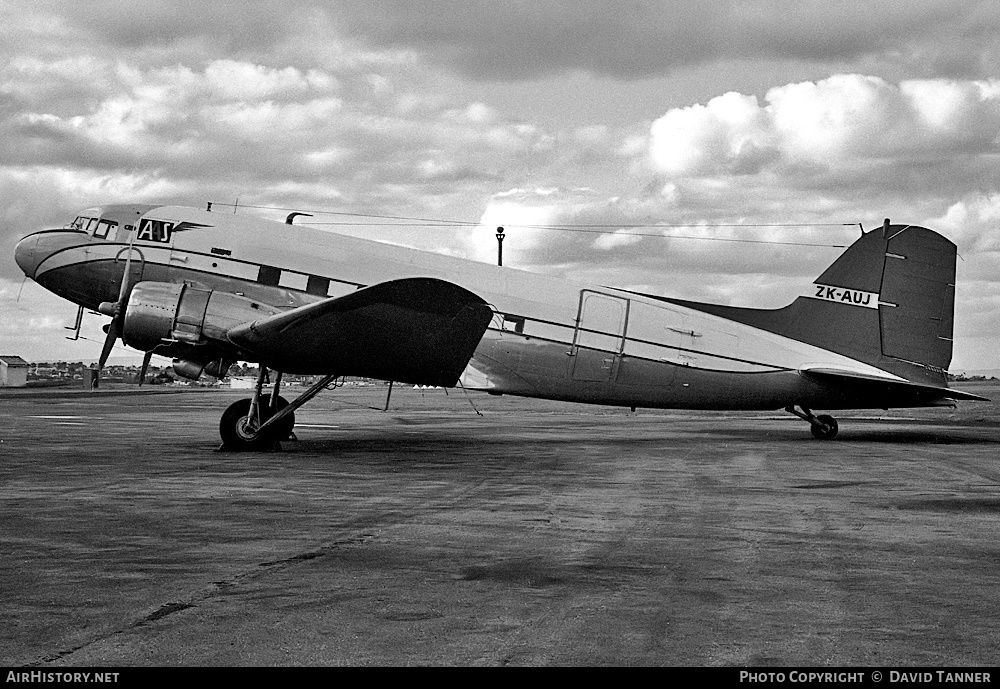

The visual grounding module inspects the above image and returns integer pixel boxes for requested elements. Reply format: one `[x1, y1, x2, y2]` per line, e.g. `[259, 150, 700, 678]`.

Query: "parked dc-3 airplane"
[14, 203, 986, 449]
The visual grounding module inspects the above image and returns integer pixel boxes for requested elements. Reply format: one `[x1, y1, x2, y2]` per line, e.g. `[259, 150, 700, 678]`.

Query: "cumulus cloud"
[466, 192, 563, 266]
[649, 91, 774, 176]
[593, 229, 644, 251]
[438, 71, 1000, 344]
[929, 194, 1000, 257]
[0, 51, 567, 238]
[650, 74, 1000, 179]
[639, 74, 1000, 367]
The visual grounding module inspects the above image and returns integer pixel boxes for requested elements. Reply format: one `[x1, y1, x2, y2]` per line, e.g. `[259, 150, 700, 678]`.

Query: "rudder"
[807, 221, 957, 371]
[878, 226, 955, 370]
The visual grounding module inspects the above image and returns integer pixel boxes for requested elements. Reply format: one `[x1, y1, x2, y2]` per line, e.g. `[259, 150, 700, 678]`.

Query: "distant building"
[0, 356, 29, 388]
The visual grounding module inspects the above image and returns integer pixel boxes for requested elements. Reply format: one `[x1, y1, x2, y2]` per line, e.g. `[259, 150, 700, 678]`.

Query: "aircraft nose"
[14, 234, 39, 278]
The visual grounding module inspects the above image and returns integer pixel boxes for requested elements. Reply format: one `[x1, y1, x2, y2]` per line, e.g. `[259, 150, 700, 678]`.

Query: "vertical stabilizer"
[662, 223, 957, 386]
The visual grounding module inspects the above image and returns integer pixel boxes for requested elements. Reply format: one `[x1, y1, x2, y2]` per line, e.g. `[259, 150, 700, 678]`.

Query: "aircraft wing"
[800, 367, 990, 403]
[227, 277, 495, 386]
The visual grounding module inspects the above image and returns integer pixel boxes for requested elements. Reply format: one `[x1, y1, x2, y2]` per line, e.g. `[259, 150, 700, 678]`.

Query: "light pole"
[496, 226, 505, 266]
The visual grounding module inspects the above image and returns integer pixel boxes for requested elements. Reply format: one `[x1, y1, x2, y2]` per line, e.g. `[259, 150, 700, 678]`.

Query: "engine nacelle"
[122, 281, 283, 357]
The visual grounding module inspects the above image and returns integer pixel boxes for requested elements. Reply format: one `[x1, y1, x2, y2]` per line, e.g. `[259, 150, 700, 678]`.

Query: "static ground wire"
[208, 201, 856, 249]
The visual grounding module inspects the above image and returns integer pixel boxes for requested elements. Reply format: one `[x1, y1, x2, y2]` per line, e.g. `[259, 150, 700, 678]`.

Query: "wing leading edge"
[227, 277, 495, 386]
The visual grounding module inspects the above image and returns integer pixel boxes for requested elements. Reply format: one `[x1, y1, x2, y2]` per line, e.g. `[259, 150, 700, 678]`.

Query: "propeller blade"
[98, 237, 140, 371]
[98, 318, 119, 370]
[138, 351, 152, 386]
[116, 244, 136, 304]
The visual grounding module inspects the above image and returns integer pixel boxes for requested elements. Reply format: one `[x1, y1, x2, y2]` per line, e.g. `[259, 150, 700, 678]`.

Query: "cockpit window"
[69, 216, 91, 231]
[71, 216, 117, 239]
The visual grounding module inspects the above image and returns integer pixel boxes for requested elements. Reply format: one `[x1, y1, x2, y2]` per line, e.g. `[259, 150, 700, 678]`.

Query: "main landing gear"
[785, 405, 839, 440]
[219, 368, 340, 451]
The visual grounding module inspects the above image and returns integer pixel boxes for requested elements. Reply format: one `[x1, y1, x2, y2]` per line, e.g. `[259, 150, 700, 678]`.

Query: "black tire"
[259, 393, 295, 440]
[810, 414, 839, 440]
[220, 398, 278, 450]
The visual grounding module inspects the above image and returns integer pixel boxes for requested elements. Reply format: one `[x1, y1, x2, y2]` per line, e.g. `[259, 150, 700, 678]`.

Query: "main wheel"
[259, 393, 295, 440]
[220, 398, 279, 450]
[810, 414, 839, 440]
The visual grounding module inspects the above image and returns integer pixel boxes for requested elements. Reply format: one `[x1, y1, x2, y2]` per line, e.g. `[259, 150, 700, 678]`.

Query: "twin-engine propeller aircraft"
[15, 204, 986, 449]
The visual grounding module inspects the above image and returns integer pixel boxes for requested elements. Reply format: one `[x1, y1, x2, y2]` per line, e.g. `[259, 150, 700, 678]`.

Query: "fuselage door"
[571, 291, 628, 381]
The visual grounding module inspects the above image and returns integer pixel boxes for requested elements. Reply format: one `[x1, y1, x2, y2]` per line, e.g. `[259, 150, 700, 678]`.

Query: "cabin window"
[278, 271, 309, 291]
[257, 265, 281, 286]
[502, 315, 526, 333]
[83, 218, 99, 235]
[306, 275, 330, 297]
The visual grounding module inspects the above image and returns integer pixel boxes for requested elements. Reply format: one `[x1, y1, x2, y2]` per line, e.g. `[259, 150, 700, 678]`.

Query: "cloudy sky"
[2, 0, 998, 371]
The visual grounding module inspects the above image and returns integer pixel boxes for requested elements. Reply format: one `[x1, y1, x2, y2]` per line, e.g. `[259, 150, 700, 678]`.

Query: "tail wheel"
[810, 414, 839, 440]
[220, 398, 279, 450]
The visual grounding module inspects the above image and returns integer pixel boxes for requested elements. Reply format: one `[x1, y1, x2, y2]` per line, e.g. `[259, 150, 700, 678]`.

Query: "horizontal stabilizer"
[800, 367, 989, 403]
[228, 277, 494, 386]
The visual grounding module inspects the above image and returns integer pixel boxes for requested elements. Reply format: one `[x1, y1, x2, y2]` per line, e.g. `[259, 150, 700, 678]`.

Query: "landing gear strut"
[218, 369, 339, 451]
[785, 405, 839, 440]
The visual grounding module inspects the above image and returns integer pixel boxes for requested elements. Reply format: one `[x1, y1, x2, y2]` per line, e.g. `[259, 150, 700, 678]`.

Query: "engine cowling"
[122, 281, 284, 361]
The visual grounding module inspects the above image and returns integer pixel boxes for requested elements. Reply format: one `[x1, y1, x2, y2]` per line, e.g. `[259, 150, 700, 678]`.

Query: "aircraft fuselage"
[13, 204, 961, 414]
